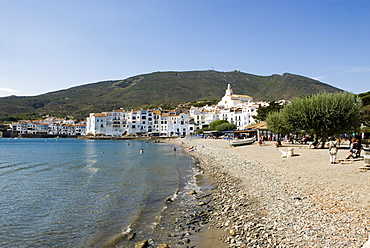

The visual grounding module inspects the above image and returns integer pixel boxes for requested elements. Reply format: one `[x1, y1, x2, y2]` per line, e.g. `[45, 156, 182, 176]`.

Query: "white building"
[86, 109, 190, 137]
[217, 85, 267, 129]
[218, 84, 254, 108]
[85, 84, 282, 136]
[189, 84, 266, 131]
[10, 118, 86, 136]
[189, 106, 220, 132]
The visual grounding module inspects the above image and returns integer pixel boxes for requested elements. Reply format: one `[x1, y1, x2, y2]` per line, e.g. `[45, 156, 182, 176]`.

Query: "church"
[217, 84, 254, 108]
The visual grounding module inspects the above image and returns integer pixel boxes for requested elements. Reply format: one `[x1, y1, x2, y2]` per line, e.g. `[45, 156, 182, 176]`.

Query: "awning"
[222, 129, 257, 133]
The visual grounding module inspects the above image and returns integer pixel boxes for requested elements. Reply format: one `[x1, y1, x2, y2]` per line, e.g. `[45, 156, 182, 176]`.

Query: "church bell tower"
[226, 84, 233, 96]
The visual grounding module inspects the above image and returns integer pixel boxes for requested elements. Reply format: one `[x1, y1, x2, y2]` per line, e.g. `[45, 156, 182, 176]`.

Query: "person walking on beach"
[327, 137, 338, 164]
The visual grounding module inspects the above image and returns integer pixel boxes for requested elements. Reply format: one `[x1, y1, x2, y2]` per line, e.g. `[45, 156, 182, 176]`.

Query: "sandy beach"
[170, 137, 370, 247]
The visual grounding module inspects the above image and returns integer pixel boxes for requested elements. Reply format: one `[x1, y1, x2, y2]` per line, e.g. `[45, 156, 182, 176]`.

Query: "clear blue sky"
[1, 0, 369, 97]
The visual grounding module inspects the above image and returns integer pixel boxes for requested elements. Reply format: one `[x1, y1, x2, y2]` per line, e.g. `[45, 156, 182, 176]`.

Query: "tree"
[215, 123, 237, 132]
[359, 91, 370, 127]
[266, 111, 292, 135]
[208, 119, 236, 133]
[254, 101, 283, 121]
[266, 92, 363, 148]
[209, 120, 229, 130]
[196, 127, 211, 135]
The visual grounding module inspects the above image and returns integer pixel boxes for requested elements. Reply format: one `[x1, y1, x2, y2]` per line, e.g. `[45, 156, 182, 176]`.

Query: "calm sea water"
[0, 138, 194, 247]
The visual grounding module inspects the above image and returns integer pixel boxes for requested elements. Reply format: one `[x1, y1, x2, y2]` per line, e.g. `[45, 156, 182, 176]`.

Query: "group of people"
[346, 139, 363, 159]
[258, 135, 266, 146]
[327, 138, 363, 164]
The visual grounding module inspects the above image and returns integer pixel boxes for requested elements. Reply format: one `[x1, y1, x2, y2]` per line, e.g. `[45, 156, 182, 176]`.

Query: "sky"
[0, 0, 369, 97]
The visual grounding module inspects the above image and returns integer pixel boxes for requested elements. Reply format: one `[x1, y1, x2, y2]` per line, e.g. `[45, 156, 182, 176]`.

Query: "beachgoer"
[327, 137, 338, 164]
[140, 149, 144, 154]
[275, 139, 282, 148]
[258, 135, 265, 146]
[309, 140, 319, 148]
[189, 146, 196, 152]
[346, 139, 362, 159]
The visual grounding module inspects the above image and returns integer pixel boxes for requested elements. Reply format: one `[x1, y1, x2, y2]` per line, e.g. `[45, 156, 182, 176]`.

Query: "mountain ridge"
[0, 70, 343, 119]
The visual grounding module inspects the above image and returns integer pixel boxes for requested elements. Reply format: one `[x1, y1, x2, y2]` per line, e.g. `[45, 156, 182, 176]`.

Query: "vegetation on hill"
[0, 70, 343, 120]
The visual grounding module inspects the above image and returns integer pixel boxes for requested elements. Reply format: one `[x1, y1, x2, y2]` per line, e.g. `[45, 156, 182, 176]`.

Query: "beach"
[171, 137, 370, 247]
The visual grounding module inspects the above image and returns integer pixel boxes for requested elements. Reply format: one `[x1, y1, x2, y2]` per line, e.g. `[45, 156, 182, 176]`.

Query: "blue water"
[0, 138, 193, 247]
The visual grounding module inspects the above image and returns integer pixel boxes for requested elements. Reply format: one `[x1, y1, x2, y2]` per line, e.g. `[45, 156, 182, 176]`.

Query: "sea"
[0, 138, 198, 247]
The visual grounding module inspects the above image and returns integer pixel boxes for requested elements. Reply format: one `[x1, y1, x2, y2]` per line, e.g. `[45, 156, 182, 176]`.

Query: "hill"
[0, 70, 343, 120]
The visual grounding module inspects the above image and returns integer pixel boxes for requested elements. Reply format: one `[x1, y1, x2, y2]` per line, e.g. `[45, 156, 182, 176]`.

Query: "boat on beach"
[229, 137, 256, 146]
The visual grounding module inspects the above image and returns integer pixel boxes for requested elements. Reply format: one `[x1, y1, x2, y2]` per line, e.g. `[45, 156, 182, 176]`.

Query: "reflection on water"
[83, 141, 99, 177]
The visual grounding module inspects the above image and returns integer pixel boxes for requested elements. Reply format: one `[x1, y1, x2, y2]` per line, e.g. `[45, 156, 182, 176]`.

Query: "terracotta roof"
[244, 121, 268, 130]
[233, 94, 253, 98]
[161, 113, 180, 117]
[93, 113, 107, 117]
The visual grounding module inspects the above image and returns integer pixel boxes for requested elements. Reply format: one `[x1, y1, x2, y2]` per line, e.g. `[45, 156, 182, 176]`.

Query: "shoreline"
[170, 137, 370, 247]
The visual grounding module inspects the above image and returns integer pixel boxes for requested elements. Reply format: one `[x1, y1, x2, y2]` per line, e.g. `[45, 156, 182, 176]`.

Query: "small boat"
[229, 137, 256, 146]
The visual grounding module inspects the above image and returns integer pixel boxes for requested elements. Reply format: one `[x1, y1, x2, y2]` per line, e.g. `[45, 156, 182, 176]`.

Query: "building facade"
[189, 84, 268, 132]
[86, 109, 191, 137]
[9, 118, 86, 136]
[85, 84, 283, 136]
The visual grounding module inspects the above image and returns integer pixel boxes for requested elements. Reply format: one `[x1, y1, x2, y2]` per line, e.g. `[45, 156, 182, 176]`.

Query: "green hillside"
[0, 70, 343, 120]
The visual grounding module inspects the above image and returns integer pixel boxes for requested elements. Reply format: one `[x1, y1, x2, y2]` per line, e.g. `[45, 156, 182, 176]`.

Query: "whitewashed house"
[86, 109, 190, 137]
[10, 118, 86, 136]
[189, 84, 266, 130]
[85, 84, 282, 136]
[217, 85, 270, 129]
[189, 106, 220, 132]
